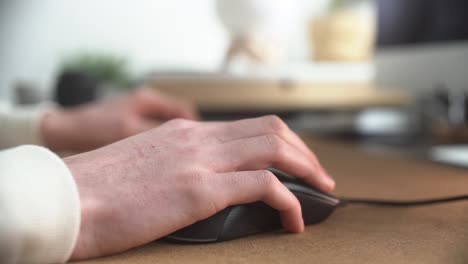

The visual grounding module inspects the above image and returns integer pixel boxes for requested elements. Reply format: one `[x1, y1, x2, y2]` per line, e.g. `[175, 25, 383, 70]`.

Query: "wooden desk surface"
[76, 137, 468, 264]
[150, 79, 410, 111]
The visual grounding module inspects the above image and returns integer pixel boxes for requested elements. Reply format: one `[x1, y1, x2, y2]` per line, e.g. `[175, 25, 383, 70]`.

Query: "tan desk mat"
[76, 137, 468, 264]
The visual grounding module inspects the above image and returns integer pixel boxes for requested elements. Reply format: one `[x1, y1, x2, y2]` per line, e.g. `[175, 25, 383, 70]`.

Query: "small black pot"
[55, 70, 100, 107]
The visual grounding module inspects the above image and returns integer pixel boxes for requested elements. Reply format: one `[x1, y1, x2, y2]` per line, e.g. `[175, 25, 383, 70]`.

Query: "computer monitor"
[377, 0, 468, 47]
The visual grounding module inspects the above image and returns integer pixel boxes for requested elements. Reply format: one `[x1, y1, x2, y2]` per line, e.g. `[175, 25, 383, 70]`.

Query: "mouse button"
[219, 202, 282, 241]
[166, 207, 232, 243]
[295, 193, 337, 225]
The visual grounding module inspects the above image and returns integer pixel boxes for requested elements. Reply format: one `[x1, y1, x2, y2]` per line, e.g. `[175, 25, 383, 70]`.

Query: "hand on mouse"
[41, 86, 199, 152]
[64, 115, 335, 260]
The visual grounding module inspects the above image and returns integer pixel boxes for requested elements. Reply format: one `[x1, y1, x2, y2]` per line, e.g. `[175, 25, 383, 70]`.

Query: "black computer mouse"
[166, 169, 340, 243]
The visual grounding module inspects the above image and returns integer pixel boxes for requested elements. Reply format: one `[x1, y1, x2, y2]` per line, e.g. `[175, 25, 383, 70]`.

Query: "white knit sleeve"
[0, 103, 50, 149]
[0, 145, 81, 264]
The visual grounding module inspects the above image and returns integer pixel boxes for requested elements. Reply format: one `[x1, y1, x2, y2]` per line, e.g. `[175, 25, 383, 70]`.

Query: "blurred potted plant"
[55, 52, 133, 107]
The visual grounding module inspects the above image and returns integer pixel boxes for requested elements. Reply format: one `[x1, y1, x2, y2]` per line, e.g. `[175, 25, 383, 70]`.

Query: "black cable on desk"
[338, 195, 468, 207]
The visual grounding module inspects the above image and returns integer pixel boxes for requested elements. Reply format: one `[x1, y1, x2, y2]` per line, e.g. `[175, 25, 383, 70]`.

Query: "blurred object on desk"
[355, 108, 411, 136]
[54, 52, 136, 107]
[422, 87, 468, 144]
[14, 80, 44, 106]
[431, 145, 468, 168]
[217, 0, 299, 73]
[55, 71, 99, 107]
[310, 0, 376, 62]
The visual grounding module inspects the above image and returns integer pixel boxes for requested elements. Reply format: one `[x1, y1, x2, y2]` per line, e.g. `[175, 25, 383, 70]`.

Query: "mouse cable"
[338, 194, 468, 207]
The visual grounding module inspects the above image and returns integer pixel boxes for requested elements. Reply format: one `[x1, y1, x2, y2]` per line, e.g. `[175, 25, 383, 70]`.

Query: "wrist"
[65, 143, 155, 259]
[64, 153, 106, 260]
[40, 108, 77, 151]
[64, 147, 132, 259]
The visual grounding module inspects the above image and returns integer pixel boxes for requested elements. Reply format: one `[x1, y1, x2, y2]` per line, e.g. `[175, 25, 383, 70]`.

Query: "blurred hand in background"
[40, 87, 199, 152]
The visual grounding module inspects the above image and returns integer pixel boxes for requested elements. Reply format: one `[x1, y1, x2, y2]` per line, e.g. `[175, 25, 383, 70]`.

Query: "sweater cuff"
[0, 104, 52, 149]
[0, 145, 81, 263]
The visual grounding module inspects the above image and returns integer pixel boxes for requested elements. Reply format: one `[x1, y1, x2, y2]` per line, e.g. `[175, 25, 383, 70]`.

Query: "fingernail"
[321, 166, 335, 181]
[324, 175, 336, 191]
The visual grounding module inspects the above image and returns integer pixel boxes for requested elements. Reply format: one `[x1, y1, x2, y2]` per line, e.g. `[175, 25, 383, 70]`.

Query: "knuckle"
[175, 127, 192, 140]
[178, 144, 204, 159]
[263, 115, 287, 132]
[170, 118, 187, 125]
[256, 170, 278, 189]
[173, 126, 203, 143]
[182, 173, 210, 203]
[185, 171, 208, 185]
[165, 118, 189, 128]
[184, 173, 220, 217]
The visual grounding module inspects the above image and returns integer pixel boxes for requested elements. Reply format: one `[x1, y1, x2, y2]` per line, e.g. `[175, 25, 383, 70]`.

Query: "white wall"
[0, 0, 227, 100]
[3, 0, 468, 104]
[0, 0, 330, 101]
